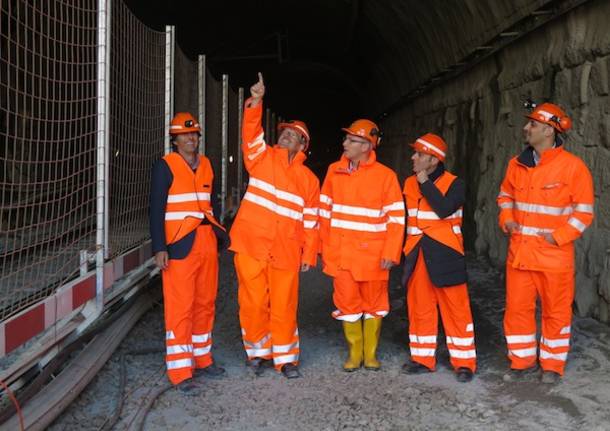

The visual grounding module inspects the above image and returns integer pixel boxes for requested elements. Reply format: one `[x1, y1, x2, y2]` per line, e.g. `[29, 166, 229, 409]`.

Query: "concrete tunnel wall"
[376, 0, 610, 322]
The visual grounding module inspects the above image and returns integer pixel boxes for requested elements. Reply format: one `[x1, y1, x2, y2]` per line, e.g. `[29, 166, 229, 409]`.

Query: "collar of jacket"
[335, 150, 377, 173]
[272, 145, 307, 166]
[517, 135, 564, 168]
[427, 162, 445, 183]
[517, 144, 564, 168]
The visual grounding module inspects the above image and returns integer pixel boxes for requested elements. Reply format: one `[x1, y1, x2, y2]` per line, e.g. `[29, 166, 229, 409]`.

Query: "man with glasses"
[319, 119, 405, 372]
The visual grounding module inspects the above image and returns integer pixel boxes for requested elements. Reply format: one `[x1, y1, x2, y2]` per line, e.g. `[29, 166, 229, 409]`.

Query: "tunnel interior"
[124, 0, 610, 321]
[2, 1, 610, 428]
[125, 0, 544, 177]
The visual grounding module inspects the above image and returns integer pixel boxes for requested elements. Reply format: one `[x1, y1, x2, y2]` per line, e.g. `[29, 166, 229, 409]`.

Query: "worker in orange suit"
[230, 73, 320, 379]
[497, 102, 594, 384]
[401, 133, 476, 383]
[150, 112, 226, 395]
[319, 119, 405, 372]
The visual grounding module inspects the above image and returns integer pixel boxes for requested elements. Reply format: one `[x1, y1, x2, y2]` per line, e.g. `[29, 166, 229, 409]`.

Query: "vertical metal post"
[103, 0, 111, 260]
[197, 54, 206, 155]
[265, 108, 271, 141]
[96, 0, 109, 312]
[164, 25, 175, 155]
[237, 87, 244, 198]
[221, 74, 228, 223]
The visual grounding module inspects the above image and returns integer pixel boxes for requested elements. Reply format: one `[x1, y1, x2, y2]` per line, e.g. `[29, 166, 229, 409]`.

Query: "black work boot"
[456, 367, 474, 383]
[194, 363, 226, 379]
[176, 378, 201, 396]
[401, 360, 432, 375]
[247, 357, 269, 376]
[281, 363, 301, 379]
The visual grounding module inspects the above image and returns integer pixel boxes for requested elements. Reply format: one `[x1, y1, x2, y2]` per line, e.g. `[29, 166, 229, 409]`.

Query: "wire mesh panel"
[0, 1, 98, 320]
[107, 0, 165, 258]
[174, 42, 197, 118]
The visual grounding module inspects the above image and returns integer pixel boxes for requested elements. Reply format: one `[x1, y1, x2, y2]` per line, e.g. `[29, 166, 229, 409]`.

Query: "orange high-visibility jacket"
[163, 152, 223, 245]
[403, 171, 464, 256]
[319, 153, 405, 281]
[229, 99, 320, 271]
[497, 145, 594, 272]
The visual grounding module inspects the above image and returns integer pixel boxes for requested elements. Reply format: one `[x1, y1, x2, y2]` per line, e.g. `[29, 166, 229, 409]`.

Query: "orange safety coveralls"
[230, 99, 320, 370]
[403, 171, 476, 372]
[156, 152, 224, 385]
[319, 152, 404, 322]
[497, 145, 594, 375]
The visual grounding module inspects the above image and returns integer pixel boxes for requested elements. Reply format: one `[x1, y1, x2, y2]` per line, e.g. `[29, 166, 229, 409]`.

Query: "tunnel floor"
[50, 253, 610, 430]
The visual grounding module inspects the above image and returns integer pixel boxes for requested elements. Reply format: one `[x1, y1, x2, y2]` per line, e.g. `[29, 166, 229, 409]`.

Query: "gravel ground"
[49, 251, 610, 430]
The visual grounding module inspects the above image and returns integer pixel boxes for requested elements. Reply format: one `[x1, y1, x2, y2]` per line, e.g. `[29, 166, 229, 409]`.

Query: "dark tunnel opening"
[124, 0, 378, 179]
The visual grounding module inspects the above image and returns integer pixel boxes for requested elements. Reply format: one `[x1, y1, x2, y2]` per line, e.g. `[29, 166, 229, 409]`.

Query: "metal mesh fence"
[107, 0, 165, 258]
[0, 0, 266, 325]
[0, 0, 98, 320]
[174, 42, 197, 118]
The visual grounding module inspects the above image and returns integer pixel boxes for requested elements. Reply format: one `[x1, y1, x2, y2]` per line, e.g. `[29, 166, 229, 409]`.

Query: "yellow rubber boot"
[342, 320, 363, 372]
[363, 317, 382, 370]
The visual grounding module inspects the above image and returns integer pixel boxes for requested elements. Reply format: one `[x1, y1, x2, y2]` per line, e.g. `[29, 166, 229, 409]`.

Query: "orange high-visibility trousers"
[504, 266, 574, 375]
[234, 253, 300, 370]
[331, 270, 389, 321]
[407, 251, 476, 372]
[162, 225, 218, 385]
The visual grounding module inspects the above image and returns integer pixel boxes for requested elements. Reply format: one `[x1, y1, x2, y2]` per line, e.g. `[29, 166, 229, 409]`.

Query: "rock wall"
[378, 0, 610, 322]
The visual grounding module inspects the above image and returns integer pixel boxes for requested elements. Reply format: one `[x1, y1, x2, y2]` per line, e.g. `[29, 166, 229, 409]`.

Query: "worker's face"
[342, 134, 371, 162]
[277, 128, 304, 155]
[523, 119, 554, 146]
[411, 151, 438, 173]
[173, 132, 199, 154]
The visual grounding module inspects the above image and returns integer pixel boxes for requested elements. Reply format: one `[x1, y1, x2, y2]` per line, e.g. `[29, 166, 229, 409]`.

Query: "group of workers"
[149, 73, 594, 395]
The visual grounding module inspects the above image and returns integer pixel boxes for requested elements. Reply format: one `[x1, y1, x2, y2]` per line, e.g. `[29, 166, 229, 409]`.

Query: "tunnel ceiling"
[127, 0, 550, 119]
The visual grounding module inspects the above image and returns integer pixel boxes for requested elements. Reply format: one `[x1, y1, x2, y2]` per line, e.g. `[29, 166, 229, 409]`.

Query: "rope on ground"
[97, 347, 165, 431]
[0, 378, 24, 431]
[121, 368, 169, 431]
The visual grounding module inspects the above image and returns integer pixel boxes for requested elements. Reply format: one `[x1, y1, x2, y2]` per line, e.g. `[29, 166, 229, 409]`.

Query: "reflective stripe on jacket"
[163, 152, 223, 245]
[403, 171, 464, 256]
[319, 152, 405, 281]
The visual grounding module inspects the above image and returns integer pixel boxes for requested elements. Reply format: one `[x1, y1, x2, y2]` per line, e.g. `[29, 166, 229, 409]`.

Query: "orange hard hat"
[278, 120, 311, 150]
[410, 133, 448, 162]
[170, 112, 201, 135]
[525, 103, 572, 133]
[342, 119, 381, 147]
